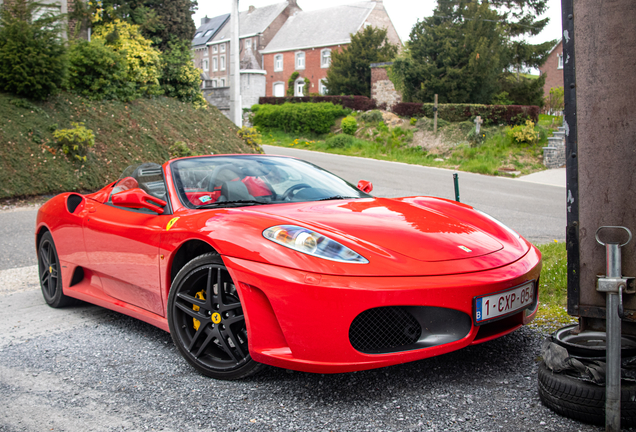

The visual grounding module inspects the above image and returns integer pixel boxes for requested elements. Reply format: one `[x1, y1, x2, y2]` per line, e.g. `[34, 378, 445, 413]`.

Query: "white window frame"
[220, 78, 226, 87]
[557, 53, 564, 69]
[212, 57, 218, 71]
[244, 39, 251, 49]
[220, 43, 226, 53]
[203, 49, 209, 57]
[273, 81, 285, 97]
[321, 49, 331, 68]
[319, 80, 328, 95]
[212, 79, 218, 88]
[295, 78, 305, 97]
[202, 58, 209, 72]
[212, 45, 218, 54]
[220, 55, 226, 71]
[274, 54, 283, 72]
[295, 52, 305, 70]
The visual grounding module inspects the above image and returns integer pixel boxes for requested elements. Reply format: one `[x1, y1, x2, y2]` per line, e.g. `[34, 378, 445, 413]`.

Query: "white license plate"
[474, 282, 535, 325]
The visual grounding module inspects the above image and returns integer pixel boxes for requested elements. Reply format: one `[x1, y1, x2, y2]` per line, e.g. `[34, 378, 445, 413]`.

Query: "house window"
[321, 49, 331, 68]
[274, 54, 283, 72]
[295, 52, 305, 70]
[194, 32, 202, 39]
[202, 58, 209, 72]
[213, 45, 218, 54]
[220, 78, 226, 87]
[220, 43, 226, 53]
[557, 54, 564, 69]
[220, 55, 226, 71]
[244, 39, 251, 49]
[273, 82, 284, 97]
[203, 49, 209, 57]
[203, 29, 214, 38]
[319, 80, 328, 95]
[212, 79, 217, 88]
[212, 57, 218, 71]
[295, 78, 305, 96]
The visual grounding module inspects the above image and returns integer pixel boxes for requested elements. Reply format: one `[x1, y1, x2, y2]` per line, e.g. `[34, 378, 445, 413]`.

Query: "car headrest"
[221, 181, 254, 202]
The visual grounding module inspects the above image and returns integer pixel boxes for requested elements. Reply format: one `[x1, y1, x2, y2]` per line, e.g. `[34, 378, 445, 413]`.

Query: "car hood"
[254, 198, 503, 262]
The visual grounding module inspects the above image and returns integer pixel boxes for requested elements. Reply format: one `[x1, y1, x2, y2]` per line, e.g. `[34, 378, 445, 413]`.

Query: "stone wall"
[370, 63, 401, 109]
[542, 128, 566, 168]
[202, 71, 266, 120]
[202, 86, 230, 118]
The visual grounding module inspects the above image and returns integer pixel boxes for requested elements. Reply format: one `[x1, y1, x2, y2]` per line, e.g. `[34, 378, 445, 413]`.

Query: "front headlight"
[475, 210, 520, 239]
[263, 225, 369, 264]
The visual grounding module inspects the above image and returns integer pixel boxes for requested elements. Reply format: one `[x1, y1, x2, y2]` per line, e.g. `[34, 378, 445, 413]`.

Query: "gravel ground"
[0, 287, 603, 432]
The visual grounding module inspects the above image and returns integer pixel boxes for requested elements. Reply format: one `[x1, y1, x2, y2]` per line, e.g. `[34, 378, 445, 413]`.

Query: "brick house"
[192, 1, 301, 89]
[260, 1, 401, 97]
[539, 39, 564, 98]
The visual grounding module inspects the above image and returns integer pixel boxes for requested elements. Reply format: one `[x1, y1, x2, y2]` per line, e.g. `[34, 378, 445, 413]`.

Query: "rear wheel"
[38, 231, 76, 308]
[167, 253, 262, 380]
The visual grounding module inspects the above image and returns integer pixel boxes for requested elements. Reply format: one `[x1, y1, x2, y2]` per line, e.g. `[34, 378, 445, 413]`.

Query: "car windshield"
[171, 155, 371, 209]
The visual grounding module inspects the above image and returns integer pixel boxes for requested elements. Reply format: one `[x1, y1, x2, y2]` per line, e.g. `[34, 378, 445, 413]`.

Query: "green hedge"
[392, 102, 539, 126]
[251, 102, 350, 134]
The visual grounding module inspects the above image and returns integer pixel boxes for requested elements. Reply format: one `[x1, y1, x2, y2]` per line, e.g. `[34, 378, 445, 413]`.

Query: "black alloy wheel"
[38, 231, 76, 308]
[167, 253, 262, 380]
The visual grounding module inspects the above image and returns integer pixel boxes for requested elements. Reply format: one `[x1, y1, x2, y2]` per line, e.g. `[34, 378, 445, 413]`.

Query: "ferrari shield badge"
[166, 217, 180, 231]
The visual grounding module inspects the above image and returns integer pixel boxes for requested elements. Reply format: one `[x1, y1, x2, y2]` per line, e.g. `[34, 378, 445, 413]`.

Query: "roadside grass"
[261, 117, 549, 176]
[538, 113, 563, 129]
[0, 92, 254, 198]
[531, 241, 577, 333]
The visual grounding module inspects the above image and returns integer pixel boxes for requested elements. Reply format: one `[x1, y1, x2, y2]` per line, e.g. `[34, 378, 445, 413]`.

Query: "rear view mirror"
[357, 180, 373, 194]
[112, 188, 167, 214]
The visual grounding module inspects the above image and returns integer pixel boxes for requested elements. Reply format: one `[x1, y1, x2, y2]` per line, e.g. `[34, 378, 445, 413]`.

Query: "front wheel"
[167, 253, 262, 380]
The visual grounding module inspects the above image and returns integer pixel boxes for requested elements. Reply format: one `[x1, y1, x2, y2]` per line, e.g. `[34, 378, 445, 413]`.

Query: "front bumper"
[223, 246, 541, 373]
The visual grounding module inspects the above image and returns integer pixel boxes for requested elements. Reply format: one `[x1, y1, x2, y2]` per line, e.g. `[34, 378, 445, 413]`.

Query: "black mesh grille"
[349, 306, 422, 353]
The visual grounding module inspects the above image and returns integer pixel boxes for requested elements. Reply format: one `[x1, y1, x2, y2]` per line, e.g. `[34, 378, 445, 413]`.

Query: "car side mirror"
[357, 180, 373, 194]
[112, 188, 167, 214]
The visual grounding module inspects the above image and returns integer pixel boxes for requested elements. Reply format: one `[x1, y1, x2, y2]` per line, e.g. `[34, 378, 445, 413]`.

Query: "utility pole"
[230, 0, 242, 127]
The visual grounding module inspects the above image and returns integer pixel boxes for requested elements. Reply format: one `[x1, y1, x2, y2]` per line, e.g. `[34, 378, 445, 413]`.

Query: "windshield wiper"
[196, 200, 267, 209]
[316, 195, 359, 201]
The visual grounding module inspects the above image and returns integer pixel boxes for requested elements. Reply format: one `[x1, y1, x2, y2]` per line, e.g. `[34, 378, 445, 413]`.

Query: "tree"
[160, 37, 207, 107]
[0, 0, 67, 100]
[391, 0, 556, 105]
[324, 26, 398, 97]
[96, 0, 197, 50]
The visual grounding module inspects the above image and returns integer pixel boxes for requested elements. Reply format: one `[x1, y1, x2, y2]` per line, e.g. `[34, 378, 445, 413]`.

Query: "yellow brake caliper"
[192, 290, 205, 331]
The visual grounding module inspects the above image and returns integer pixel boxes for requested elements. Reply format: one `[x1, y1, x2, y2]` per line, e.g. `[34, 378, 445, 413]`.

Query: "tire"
[538, 361, 636, 426]
[37, 231, 77, 308]
[167, 253, 262, 380]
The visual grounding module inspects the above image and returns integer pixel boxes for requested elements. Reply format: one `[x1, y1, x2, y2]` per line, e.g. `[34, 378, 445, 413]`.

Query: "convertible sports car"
[36, 154, 541, 380]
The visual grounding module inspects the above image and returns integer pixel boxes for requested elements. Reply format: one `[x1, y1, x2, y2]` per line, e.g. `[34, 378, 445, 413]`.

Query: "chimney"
[288, 0, 298, 7]
[201, 16, 210, 25]
[248, 5, 255, 13]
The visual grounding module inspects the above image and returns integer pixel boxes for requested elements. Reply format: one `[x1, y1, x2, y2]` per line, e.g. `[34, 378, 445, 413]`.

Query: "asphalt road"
[0, 147, 565, 270]
[0, 150, 588, 432]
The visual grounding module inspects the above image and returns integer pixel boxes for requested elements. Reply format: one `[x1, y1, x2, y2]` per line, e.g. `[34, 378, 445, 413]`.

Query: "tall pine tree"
[324, 26, 398, 97]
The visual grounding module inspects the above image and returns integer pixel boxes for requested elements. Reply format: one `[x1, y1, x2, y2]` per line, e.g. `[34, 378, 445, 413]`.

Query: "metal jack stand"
[596, 226, 634, 431]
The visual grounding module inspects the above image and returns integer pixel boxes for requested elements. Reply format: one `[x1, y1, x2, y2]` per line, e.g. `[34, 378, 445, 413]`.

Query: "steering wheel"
[281, 183, 312, 201]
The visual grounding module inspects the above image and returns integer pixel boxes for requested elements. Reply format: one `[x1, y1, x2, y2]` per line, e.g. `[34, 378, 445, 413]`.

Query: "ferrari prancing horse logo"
[211, 312, 222, 324]
[166, 217, 180, 231]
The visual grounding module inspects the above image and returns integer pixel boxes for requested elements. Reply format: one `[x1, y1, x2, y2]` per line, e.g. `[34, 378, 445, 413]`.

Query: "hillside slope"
[0, 93, 258, 198]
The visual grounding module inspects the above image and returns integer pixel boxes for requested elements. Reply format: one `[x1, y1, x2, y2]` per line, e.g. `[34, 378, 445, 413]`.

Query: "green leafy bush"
[169, 141, 195, 158]
[53, 122, 96, 162]
[341, 116, 358, 135]
[237, 126, 263, 153]
[251, 102, 350, 134]
[359, 110, 383, 124]
[68, 39, 131, 100]
[392, 102, 539, 126]
[0, 0, 67, 100]
[326, 134, 355, 148]
[508, 120, 538, 145]
[160, 38, 207, 108]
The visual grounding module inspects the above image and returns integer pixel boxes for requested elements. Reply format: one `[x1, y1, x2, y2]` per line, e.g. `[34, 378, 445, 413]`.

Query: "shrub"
[341, 116, 358, 135]
[169, 141, 195, 158]
[68, 39, 131, 100]
[237, 126, 263, 153]
[410, 117, 417, 126]
[53, 122, 96, 162]
[251, 102, 349, 134]
[0, 0, 67, 100]
[259, 95, 376, 112]
[161, 38, 207, 108]
[508, 120, 538, 145]
[93, 19, 162, 98]
[286, 72, 300, 97]
[359, 110, 383, 123]
[326, 134, 355, 148]
[392, 102, 539, 126]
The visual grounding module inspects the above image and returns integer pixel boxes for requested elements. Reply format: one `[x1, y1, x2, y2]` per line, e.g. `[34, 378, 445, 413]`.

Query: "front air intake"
[349, 306, 422, 353]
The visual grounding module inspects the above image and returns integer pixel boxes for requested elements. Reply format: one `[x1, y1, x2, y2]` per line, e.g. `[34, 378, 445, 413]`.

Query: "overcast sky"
[192, 0, 563, 46]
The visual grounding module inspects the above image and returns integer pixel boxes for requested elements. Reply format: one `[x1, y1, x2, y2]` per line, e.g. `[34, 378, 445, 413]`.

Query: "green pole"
[453, 173, 460, 202]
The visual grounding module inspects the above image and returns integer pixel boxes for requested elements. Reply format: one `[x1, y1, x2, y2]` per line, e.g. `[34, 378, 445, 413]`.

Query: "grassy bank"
[260, 113, 562, 177]
[0, 92, 257, 198]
